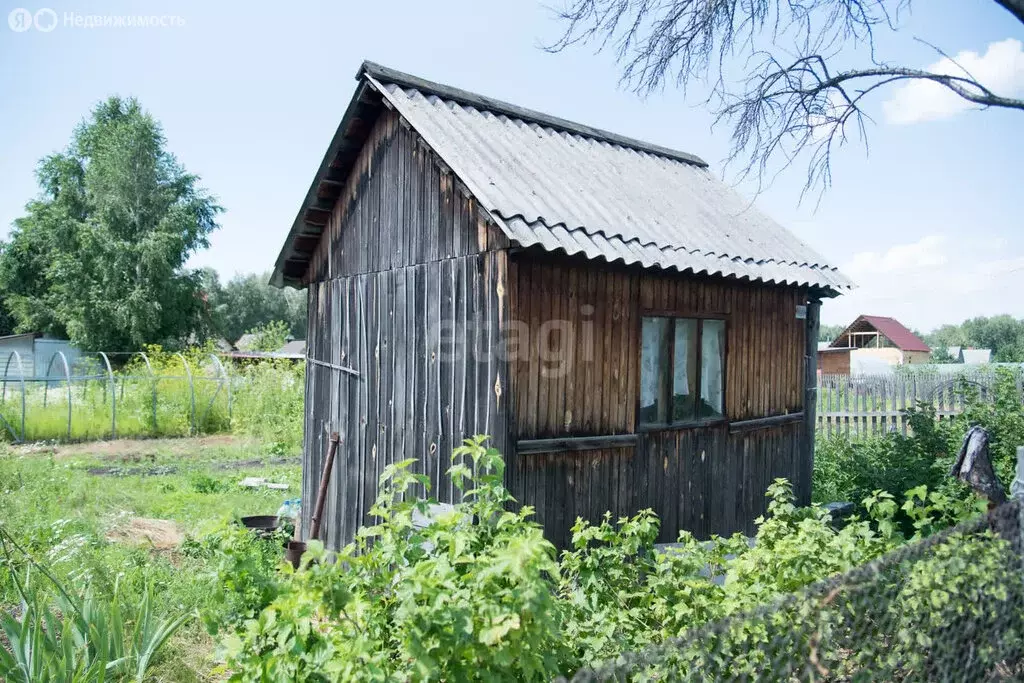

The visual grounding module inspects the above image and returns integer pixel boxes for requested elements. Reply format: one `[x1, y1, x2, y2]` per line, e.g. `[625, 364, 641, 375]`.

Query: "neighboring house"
[224, 336, 305, 363]
[234, 333, 258, 352]
[959, 348, 992, 364]
[818, 346, 854, 376]
[186, 332, 234, 352]
[278, 339, 306, 356]
[212, 337, 235, 353]
[826, 315, 931, 372]
[272, 62, 852, 549]
[0, 333, 82, 379]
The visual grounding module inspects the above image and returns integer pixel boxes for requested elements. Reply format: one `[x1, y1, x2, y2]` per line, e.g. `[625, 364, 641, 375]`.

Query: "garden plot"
[0, 434, 301, 681]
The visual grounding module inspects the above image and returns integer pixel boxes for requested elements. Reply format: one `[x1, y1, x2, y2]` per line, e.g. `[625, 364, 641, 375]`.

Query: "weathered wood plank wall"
[302, 109, 509, 549]
[506, 253, 809, 546]
[508, 254, 807, 439]
[305, 109, 507, 284]
[509, 423, 803, 545]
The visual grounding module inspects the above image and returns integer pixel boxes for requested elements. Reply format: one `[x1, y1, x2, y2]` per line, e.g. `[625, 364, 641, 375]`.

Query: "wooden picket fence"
[816, 370, 1021, 438]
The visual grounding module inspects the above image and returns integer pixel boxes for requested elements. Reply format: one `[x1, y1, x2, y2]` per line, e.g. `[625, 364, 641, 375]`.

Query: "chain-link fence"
[0, 350, 232, 442]
[568, 498, 1024, 682]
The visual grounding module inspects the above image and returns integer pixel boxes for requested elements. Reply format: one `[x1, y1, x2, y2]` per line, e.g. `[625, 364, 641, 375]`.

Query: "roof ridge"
[358, 61, 709, 168]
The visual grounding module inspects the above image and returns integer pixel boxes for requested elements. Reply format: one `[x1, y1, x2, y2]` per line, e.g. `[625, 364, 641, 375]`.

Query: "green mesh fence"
[567, 499, 1024, 682]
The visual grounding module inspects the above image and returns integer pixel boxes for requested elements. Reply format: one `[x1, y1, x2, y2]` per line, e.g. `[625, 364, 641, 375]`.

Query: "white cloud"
[844, 234, 947, 273]
[882, 38, 1024, 125]
[822, 234, 1024, 331]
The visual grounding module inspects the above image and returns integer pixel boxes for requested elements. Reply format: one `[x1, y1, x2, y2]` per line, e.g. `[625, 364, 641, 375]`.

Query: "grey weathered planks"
[300, 108, 509, 547]
[304, 254, 507, 547]
[510, 423, 805, 548]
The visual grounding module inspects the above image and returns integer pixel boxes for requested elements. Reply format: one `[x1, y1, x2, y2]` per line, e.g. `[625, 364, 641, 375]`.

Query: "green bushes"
[217, 437, 997, 681]
[193, 525, 286, 636]
[222, 438, 570, 681]
[814, 367, 1024, 513]
[229, 359, 304, 454]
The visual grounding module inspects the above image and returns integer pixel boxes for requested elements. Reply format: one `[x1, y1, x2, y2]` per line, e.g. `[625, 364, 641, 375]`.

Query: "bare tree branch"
[724, 54, 1024, 198]
[546, 0, 1024, 198]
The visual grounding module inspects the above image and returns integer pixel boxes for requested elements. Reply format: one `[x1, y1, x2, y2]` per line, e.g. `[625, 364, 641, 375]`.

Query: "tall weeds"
[0, 347, 304, 453]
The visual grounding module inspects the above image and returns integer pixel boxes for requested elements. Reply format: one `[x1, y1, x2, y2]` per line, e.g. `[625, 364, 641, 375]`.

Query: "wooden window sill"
[516, 414, 800, 455]
[638, 417, 728, 432]
[728, 412, 804, 434]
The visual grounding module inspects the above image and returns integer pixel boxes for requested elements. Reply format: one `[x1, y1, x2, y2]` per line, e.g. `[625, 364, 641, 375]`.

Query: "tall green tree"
[0, 301, 15, 337]
[925, 315, 1024, 363]
[0, 96, 220, 350]
[202, 269, 306, 345]
[819, 324, 845, 343]
[961, 316, 1024, 362]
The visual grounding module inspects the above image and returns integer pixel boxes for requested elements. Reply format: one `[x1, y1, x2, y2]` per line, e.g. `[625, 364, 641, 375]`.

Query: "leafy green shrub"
[815, 368, 1024, 523]
[885, 530, 1023, 680]
[653, 524, 1024, 682]
[229, 359, 304, 454]
[221, 437, 569, 681]
[216, 440, 989, 680]
[557, 480, 912, 668]
[190, 472, 229, 494]
[198, 524, 284, 636]
[950, 368, 1024, 482]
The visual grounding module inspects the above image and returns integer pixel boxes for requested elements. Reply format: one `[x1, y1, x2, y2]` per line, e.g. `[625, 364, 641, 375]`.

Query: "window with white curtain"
[639, 316, 726, 427]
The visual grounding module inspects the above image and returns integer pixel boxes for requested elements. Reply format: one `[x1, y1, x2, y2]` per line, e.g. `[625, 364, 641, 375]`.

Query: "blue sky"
[1, 0, 1022, 330]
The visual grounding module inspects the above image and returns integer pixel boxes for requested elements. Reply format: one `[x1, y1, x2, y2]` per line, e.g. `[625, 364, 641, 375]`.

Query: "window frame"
[636, 309, 729, 432]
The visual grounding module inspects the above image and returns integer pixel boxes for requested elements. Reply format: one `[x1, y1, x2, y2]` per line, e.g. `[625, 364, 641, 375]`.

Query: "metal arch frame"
[132, 351, 159, 434]
[199, 353, 232, 429]
[42, 351, 73, 441]
[97, 352, 117, 438]
[176, 352, 196, 434]
[925, 377, 990, 403]
[2, 351, 24, 404]
[0, 350, 26, 442]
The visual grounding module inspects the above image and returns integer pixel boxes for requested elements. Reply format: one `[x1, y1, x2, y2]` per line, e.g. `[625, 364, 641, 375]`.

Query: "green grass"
[1, 355, 302, 455]
[0, 435, 301, 681]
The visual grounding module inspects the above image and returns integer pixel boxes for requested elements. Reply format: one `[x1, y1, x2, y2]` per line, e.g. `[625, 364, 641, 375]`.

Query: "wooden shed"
[272, 62, 853, 549]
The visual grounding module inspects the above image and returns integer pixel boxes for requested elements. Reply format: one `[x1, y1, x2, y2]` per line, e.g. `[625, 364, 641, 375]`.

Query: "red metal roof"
[833, 315, 930, 352]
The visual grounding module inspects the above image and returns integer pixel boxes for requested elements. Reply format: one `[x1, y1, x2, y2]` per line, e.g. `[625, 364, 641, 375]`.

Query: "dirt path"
[10, 434, 255, 460]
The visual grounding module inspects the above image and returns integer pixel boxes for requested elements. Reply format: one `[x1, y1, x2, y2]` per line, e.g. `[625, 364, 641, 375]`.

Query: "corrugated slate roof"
[234, 333, 258, 352]
[272, 61, 853, 292]
[279, 339, 307, 356]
